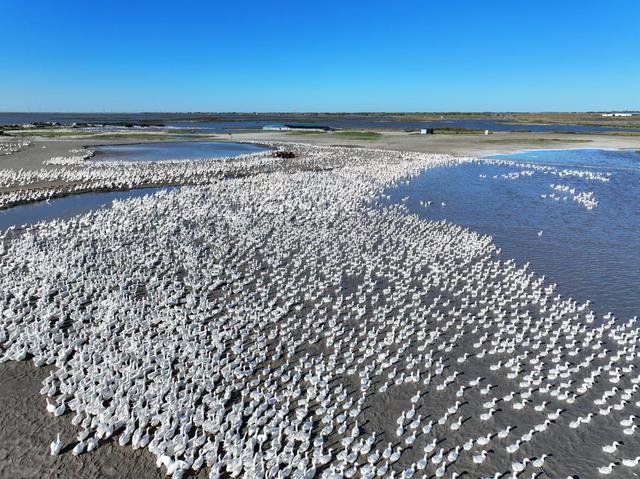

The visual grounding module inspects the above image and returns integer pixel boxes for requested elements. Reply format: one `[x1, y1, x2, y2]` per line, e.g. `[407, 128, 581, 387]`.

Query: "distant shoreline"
[2, 111, 640, 132]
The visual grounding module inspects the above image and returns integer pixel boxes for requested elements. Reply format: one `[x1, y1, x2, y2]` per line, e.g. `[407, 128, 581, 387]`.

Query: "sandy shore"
[0, 362, 177, 479]
[1, 131, 638, 206]
[227, 130, 640, 157]
[2, 130, 640, 174]
[0, 137, 276, 210]
[0, 137, 147, 172]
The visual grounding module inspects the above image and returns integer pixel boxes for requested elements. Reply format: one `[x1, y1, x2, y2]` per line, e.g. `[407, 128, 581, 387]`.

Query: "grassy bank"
[16, 130, 221, 142]
[332, 131, 382, 140]
[284, 131, 328, 136]
[593, 131, 640, 137]
[285, 131, 382, 140]
[480, 138, 592, 145]
[409, 127, 488, 135]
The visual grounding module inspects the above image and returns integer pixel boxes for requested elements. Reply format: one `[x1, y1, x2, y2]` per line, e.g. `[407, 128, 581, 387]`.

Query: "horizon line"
[2, 110, 640, 115]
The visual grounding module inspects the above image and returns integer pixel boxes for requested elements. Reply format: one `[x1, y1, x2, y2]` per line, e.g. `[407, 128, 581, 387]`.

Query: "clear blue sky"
[2, 0, 639, 112]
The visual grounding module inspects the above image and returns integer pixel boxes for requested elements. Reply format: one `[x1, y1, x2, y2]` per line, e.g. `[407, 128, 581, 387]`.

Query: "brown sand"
[3, 131, 640, 175]
[0, 362, 169, 479]
[0, 137, 185, 172]
[226, 130, 640, 157]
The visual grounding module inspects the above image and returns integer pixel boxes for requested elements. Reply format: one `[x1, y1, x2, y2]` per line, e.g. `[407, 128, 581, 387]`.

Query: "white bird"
[532, 454, 548, 468]
[72, 441, 85, 456]
[402, 465, 415, 479]
[512, 458, 529, 473]
[602, 441, 623, 454]
[506, 440, 521, 454]
[424, 438, 437, 454]
[473, 450, 490, 464]
[598, 463, 617, 475]
[50, 433, 62, 456]
[621, 415, 637, 427]
[622, 456, 640, 467]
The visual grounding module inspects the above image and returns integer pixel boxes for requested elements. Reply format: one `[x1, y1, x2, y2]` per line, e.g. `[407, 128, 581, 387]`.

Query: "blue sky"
[2, 0, 639, 112]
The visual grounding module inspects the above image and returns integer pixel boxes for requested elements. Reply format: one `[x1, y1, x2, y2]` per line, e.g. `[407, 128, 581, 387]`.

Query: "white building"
[263, 124, 292, 131]
[601, 112, 635, 117]
[263, 124, 331, 132]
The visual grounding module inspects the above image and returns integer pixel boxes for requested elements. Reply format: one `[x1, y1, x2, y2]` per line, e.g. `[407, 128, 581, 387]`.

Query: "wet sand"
[0, 138, 141, 172]
[0, 137, 275, 210]
[227, 130, 640, 157]
[3, 130, 640, 174]
[0, 362, 173, 479]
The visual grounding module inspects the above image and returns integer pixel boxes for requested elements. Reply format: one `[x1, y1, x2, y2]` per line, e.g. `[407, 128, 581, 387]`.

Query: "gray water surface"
[0, 187, 177, 232]
[385, 149, 640, 320]
[92, 141, 268, 162]
[2, 141, 266, 231]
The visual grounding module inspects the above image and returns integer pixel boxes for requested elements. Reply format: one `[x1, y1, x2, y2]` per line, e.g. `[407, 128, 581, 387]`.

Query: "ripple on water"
[385, 149, 640, 320]
[0, 187, 178, 232]
[91, 141, 268, 163]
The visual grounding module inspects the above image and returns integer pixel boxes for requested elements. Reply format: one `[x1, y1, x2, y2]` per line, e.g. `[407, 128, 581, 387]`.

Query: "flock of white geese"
[479, 159, 606, 211]
[0, 142, 281, 210]
[0, 139, 32, 155]
[0, 142, 638, 478]
[482, 159, 610, 184]
[43, 148, 95, 166]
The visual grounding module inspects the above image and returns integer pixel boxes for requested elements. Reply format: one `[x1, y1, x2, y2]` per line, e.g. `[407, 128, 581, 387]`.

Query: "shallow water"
[1, 140, 263, 231]
[2, 113, 639, 133]
[92, 141, 267, 162]
[173, 118, 640, 134]
[385, 149, 640, 320]
[0, 187, 176, 232]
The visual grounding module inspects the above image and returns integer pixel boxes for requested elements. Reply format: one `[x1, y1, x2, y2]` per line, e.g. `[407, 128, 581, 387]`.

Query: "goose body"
[50, 433, 62, 456]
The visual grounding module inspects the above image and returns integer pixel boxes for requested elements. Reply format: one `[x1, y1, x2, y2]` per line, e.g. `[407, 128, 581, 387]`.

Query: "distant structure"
[263, 124, 333, 132]
[263, 125, 291, 131]
[420, 128, 433, 135]
[601, 112, 638, 117]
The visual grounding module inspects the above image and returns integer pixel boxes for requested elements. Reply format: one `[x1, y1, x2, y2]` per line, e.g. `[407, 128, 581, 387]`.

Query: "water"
[2, 113, 639, 133]
[385, 149, 640, 320]
[0, 140, 265, 231]
[167, 118, 640, 134]
[92, 141, 268, 162]
[0, 187, 176, 232]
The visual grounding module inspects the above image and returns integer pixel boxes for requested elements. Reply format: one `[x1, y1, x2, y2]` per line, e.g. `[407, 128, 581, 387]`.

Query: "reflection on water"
[385, 149, 640, 320]
[92, 141, 268, 162]
[0, 187, 177, 232]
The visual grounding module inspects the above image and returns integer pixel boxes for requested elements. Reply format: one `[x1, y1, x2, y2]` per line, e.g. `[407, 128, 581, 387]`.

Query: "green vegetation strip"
[20, 130, 220, 141]
[284, 131, 328, 136]
[284, 131, 382, 140]
[480, 139, 592, 144]
[409, 128, 487, 135]
[28, 131, 97, 137]
[332, 131, 382, 140]
[593, 131, 640, 137]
